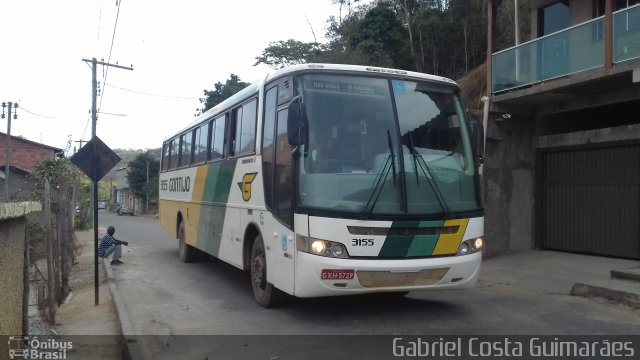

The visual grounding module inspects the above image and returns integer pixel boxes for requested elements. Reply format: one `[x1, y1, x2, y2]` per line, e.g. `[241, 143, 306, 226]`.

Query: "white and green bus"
[159, 63, 484, 307]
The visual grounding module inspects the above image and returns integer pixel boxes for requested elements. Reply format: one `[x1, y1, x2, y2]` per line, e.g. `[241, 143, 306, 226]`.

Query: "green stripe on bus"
[406, 235, 439, 257]
[196, 161, 237, 256]
[378, 220, 444, 257]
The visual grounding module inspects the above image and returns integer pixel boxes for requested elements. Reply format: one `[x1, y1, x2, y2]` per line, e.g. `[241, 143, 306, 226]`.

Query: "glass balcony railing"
[614, 4, 640, 63]
[493, 17, 604, 93]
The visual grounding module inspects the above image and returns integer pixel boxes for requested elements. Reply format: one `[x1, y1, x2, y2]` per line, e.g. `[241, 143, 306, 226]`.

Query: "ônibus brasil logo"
[8, 336, 72, 359]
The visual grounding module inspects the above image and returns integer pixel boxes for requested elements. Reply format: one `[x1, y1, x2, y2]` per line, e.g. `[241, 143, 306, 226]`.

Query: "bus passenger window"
[161, 142, 170, 171]
[179, 133, 191, 167]
[232, 99, 257, 156]
[211, 114, 226, 160]
[168, 139, 178, 170]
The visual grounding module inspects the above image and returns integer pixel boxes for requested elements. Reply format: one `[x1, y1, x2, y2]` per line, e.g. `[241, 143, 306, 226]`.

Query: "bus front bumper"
[293, 251, 482, 298]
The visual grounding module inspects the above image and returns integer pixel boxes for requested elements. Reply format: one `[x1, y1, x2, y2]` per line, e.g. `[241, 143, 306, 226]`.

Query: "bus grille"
[356, 268, 449, 288]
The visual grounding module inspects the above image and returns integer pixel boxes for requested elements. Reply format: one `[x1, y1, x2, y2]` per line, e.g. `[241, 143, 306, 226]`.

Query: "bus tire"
[250, 235, 284, 308]
[178, 221, 196, 263]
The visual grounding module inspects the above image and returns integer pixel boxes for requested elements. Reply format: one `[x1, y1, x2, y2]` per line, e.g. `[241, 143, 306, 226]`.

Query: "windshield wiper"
[408, 134, 450, 218]
[387, 130, 397, 186]
[360, 130, 396, 219]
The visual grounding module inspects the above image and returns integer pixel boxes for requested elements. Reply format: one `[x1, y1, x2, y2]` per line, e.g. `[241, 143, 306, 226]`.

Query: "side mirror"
[287, 95, 307, 146]
[471, 120, 484, 163]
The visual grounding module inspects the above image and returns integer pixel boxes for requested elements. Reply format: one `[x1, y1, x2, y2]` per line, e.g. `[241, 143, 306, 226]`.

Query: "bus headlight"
[311, 240, 325, 253]
[297, 235, 349, 259]
[457, 237, 484, 255]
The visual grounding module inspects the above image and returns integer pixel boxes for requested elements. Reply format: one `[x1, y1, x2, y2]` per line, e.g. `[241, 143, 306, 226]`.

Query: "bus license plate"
[321, 269, 355, 280]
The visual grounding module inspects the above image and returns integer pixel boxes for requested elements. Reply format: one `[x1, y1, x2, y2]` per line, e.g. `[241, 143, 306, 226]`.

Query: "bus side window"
[262, 86, 277, 210]
[273, 108, 292, 227]
[196, 121, 210, 163]
[232, 106, 243, 156]
[168, 139, 178, 170]
[211, 114, 226, 160]
[179, 133, 191, 167]
[191, 128, 199, 164]
[232, 98, 257, 156]
[161, 142, 170, 171]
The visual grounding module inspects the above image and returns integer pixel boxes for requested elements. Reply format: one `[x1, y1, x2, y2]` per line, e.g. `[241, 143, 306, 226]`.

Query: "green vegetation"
[197, 74, 250, 115]
[126, 152, 160, 207]
[252, 0, 530, 107]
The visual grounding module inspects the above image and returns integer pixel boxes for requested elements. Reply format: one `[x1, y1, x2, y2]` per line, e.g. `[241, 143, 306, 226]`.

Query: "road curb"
[570, 281, 640, 309]
[103, 257, 146, 359]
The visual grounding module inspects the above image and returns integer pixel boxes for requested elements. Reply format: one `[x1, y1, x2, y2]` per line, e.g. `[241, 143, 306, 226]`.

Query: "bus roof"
[264, 63, 457, 87]
[166, 63, 458, 142]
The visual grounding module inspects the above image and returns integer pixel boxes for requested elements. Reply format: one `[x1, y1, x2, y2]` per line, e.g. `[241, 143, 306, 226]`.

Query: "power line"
[104, 83, 200, 100]
[18, 106, 59, 119]
[96, 0, 104, 53]
[81, 112, 91, 140]
[98, 0, 123, 113]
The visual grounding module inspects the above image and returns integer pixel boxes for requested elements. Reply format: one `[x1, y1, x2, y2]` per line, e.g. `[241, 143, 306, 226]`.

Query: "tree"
[349, 4, 410, 68]
[126, 152, 160, 208]
[32, 158, 74, 202]
[197, 74, 249, 115]
[254, 39, 323, 69]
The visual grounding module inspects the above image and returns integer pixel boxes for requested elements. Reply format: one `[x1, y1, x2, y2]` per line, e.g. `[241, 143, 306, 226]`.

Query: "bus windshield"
[295, 73, 480, 219]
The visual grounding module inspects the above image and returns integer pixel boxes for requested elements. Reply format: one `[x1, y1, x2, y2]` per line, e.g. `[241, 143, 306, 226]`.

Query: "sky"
[0, 0, 345, 152]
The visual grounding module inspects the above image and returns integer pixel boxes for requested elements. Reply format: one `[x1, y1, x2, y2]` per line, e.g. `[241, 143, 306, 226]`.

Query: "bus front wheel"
[250, 235, 284, 308]
[178, 221, 196, 263]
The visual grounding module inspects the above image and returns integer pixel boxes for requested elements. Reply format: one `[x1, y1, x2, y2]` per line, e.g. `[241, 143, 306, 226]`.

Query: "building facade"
[0, 132, 63, 201]
[485, 0, 640, 259]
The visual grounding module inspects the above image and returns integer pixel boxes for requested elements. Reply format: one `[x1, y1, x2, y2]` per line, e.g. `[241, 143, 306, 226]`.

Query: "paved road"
[98, 212, 640, 357]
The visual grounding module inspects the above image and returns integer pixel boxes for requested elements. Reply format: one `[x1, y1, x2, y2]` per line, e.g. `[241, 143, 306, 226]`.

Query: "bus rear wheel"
[178, 221, 196, 263]
[250, 235, 284, 308]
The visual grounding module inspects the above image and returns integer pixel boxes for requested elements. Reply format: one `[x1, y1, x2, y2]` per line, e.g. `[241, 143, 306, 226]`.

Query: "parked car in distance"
[98, 201, 106, 209]
[118, 205, 135, 216]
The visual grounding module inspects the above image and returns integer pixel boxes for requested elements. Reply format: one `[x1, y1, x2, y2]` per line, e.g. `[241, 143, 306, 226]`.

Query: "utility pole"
[2, 101, 18, 201]
[82, 57, 132, 305]
[146, 158, 149, 214]
[74, 139, 87, 149]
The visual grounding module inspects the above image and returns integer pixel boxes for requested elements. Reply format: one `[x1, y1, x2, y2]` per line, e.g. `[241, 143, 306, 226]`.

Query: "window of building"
[538, 1, 570, 36]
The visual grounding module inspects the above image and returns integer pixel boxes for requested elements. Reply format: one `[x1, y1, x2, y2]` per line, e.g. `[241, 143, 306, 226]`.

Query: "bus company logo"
[8, 336, 72, 359]
[238, 172, 258, 201]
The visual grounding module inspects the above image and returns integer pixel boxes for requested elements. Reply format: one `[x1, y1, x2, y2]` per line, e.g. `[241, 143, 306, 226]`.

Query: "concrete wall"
[0, 218, 25, 335]
[0, 169, 37, 202]
[537, 123, 640, 148]
[482, 121, 640, 258]
[0, 202, 42, 335]
[483, 117, 536, 257]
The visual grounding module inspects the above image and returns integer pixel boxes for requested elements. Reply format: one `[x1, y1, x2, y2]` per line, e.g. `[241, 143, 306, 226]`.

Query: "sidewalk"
[53, 229, 122, 359]
[479, 249, 639, 298]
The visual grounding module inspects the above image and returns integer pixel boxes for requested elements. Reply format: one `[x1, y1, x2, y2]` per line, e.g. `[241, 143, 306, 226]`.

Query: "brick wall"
[0, 133, 61, 173]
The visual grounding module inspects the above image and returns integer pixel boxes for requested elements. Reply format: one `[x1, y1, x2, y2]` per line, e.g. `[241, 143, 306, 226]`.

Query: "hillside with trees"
[197, 1, 531, 120]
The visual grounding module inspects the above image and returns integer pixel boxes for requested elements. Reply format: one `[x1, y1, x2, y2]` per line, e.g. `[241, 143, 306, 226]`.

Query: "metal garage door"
[539, 143, 640, 259]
